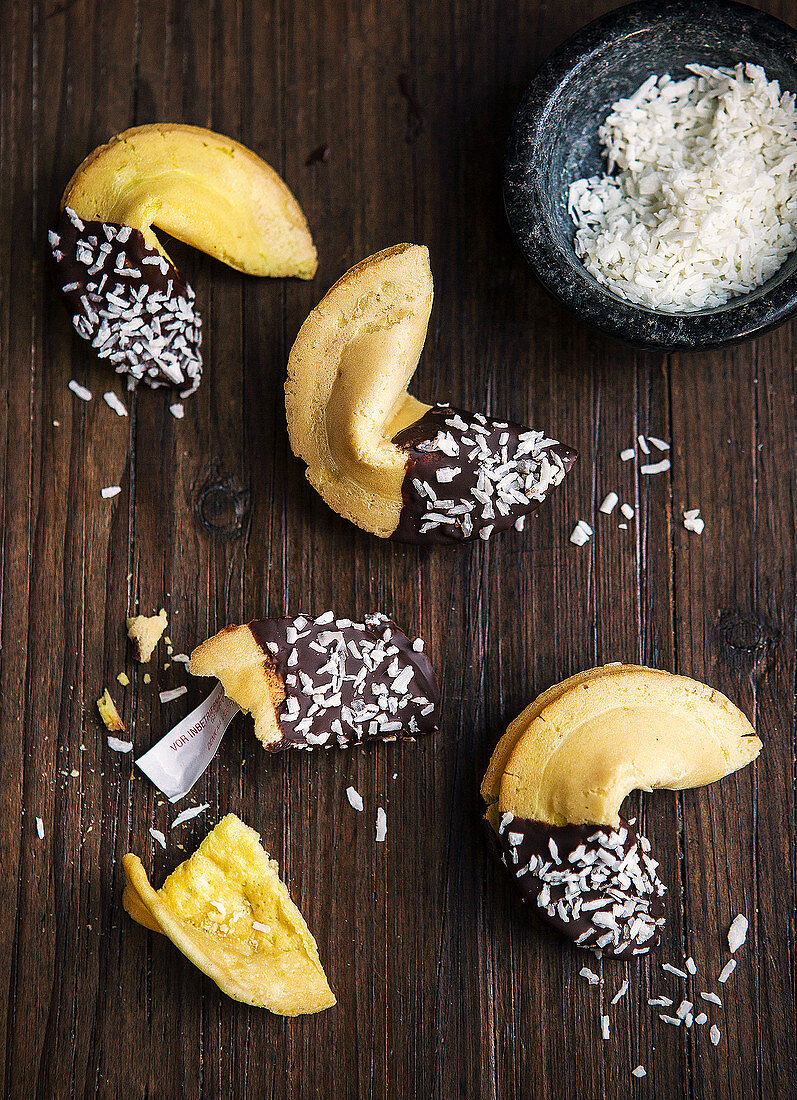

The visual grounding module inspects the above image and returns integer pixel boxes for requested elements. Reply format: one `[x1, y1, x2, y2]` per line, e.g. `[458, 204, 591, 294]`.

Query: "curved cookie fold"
[51, 124, 316, 392]
[190, 612, 439, 750]
[285, 244, 576, 543]
[482, 664, 761, 956]
[123, 814, 335, 1015]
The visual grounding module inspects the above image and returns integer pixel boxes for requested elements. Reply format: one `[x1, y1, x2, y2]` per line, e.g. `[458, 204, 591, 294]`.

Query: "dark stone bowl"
[504, 0, 797, 349]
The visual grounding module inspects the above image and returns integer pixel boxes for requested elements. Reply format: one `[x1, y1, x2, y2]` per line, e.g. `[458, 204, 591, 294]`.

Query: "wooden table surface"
[2, 0, 795, 1096]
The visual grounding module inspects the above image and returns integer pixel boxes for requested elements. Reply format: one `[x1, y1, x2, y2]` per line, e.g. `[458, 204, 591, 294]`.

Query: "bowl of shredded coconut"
[504, 0, 797, 347]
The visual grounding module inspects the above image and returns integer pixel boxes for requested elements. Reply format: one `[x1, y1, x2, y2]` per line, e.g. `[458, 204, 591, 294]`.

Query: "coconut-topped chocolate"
[495, 813, 666, 956]
[50, 207, 202, 395]
[190, 612, 440, 751]
[391, 404, 577, 544]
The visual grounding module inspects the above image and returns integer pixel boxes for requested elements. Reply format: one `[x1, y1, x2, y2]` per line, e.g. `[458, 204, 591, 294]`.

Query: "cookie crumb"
[127, 609, 168, 662]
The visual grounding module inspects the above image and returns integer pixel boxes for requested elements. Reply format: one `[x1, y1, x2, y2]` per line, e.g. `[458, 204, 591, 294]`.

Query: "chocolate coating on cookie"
[391, 405, 576, 544]
[50, 208, 202, 394]
[249, 612, 439, 750]
[495, 813, 666, 956]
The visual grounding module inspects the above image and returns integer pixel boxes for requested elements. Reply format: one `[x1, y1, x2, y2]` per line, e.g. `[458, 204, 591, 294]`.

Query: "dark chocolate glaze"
[50, 208, 202, 394]
[391, 404, 576, 544]
[248, 612, 439, 751]
[493, 813, 666, 956]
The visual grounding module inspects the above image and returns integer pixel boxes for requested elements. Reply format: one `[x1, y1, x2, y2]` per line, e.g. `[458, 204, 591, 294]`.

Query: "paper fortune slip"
[136, 681, 239, 802]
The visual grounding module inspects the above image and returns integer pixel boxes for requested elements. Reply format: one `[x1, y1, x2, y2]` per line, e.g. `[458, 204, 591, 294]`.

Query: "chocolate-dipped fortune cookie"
[190, 612, 439, 751]
[285, 244, 576, 543]
[481, 665, 761, 956]
[50, 124, 317, 395]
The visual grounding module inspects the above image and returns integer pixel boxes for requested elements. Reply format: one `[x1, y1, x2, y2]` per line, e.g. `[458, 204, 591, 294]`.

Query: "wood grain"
[1, 0, 794, 1096]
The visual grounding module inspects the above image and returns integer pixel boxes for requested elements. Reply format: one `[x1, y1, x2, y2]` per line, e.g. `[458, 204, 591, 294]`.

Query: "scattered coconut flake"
[685, 956, 697, 975]
[601, 1015, 610, 1040]
[632, 1066, 647, 1078]
[101, 485, 121, 499]
[662, 963, 688, 979]
[640, 459, 671, 475]
[107, 735, 134, 753]
[375, 806, 387, 842]
[648, 437, 670, 451]
[149, 827, 166, 849]
[684, 510, 705, 533]
[36, 817, 44, 839]
[346, 786, 364, 811]
[169, 403, 184, 420]
[570, 520, 592, 545]
[618, 522, 628, 530]
[728, 914, 748, 953]
[103, 391, 128, 416]
[620, 448, 635, 461]
[718, 959, 737, 983]
[660, 1015, 682, 1026]
[638, 435, 650, 454]
[159, 686, 188, 703]
[676, 999, 693, 1019]
[171, 803, 210, 828]
[648, 996, 673, 1007]
[172, 653, 190, 664]
[580, 967, 600, 985]
[611, 979, 629, 1005]
[600, 492, 619, 514]
[710, 1025, 721, 1046]
[701, 991, 722, 1005]
[695, 1012, 708, 1025]
[68, 380, 92, 401]
[621, 503, 635, 519]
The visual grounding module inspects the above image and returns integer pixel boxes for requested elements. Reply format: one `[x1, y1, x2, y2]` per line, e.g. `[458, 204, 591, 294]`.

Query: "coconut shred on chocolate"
[50, 208, 202, 395]
[250, 612, 439, 749]
[495, 813, 666, 956]
[391, 405, 576, 544]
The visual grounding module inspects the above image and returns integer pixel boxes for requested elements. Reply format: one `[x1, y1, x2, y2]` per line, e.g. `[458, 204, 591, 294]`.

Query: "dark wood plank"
[0, 0, 794, 1097]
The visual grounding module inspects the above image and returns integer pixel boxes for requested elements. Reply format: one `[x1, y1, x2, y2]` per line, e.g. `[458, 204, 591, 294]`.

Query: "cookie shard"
[51, 209, 202, 394]
[391, 404, 577, 544]
[190, 612, 440, 751]
[494, 813, 666, 957]
[122, 814, 335, 1015]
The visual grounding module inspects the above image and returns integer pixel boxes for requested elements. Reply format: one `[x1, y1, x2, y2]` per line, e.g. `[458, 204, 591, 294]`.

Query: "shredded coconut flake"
[601, 1015, 610, 1040]
[68, 380, 92, 401]
[580, 967, 600, 985]
[600, 492, 619, 514]
[718, 959, 737, 983]
[569, 64, 797, 312]
[346, 785, 364, 811]
[632, 1066, 647, 1078]
[375, 806, 387, 842]
[101, 485, 121, 499]
[107, 735, 133, 753]
[159, 686, 187, 703]
[710, 1024, 721, 1046]
[169, 403, 184, 419]
[149, 827, 166, 849]
[611, 979, 629, 1005]
[36, 817, 44, 839]
[171, 803, 210, 828]
[103, 391, 128, 416]
[620, 448, 635, 461]
[728, 914, 748, 953]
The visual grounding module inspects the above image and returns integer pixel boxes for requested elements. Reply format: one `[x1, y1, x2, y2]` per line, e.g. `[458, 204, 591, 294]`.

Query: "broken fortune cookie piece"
[127, 608, 168, 663]
[481, 664, 762, 956]
[51, 123, 317, 394]
[123, 813, 335, 1015]
[189, 611, 439, 750]
[285, 243, 576, 543]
